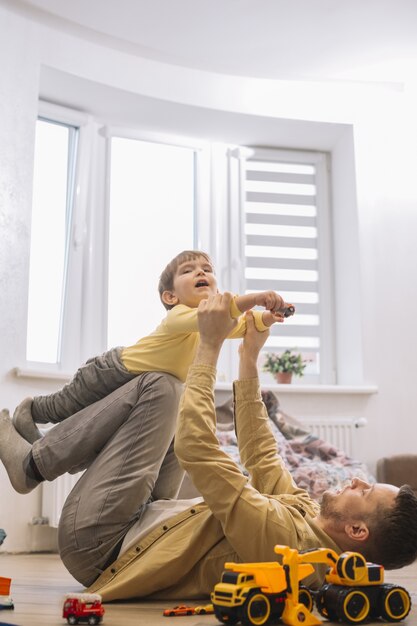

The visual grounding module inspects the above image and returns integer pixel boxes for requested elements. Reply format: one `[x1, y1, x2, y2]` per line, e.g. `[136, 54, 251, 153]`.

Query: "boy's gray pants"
[32, 347, 136, 423]
[32, 371, 184, 587]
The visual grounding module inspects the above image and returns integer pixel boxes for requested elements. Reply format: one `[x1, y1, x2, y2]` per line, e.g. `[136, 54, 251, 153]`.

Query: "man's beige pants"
[32, 372, 184, 586]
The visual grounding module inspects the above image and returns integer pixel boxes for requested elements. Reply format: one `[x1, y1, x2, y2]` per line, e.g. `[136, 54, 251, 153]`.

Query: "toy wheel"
[338, 589, 370, 623]
[199, 609, 206, 614]
[316, 589, 338, 621]
[186, 610, 193, 615]
[380, 586, 411, 622]
[213, 606, 239, 624]
[299, 586, 313, 612]
[88, 617, 100, 625]
[67, 617, 78, 625]
[242, 592, 271, 626]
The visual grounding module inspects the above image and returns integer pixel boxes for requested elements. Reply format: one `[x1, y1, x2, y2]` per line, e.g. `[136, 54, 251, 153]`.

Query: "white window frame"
[22, 107, 213, 376]
[23, 101, 93, 376]
[101, 126, 212, 349]
[20, 99, 364, 391]
[103, 124, 212, 256]
[217, 146, 335, 384]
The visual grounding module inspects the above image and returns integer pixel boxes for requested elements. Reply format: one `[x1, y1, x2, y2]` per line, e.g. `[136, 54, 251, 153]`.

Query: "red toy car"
[163, 604, 196, 616]
[62, 593, 105, 624]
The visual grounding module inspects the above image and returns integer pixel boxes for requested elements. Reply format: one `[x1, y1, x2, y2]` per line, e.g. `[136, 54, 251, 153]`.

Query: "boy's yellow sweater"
[121, 299, 268, 382]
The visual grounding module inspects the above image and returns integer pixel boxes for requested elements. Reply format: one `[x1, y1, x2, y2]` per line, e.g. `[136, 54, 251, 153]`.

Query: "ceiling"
[40, 66, 348, 149]
[14, 0, 417, 84]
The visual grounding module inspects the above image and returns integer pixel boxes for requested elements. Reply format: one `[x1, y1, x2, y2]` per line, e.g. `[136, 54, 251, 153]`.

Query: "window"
[26, 115, 78, 364]
[107, 137, 197, 347]
[26, 107, 208, 372]
[25, 103, 335, 386]
[225, 147, 334, 384]
[25, 102, 94, 374]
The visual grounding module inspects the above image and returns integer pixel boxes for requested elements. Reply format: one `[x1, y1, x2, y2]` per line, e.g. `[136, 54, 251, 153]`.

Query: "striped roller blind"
[243, 149, 332, 378]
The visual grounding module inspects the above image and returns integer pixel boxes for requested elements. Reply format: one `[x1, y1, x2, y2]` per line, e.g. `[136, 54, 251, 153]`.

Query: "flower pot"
[274, 372, 293, 384]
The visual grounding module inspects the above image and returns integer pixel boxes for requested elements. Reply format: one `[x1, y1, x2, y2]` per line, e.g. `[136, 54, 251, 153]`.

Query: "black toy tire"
[213, 606, 239, 625]
[337, 589, 370, 624]
[316, 589, 338, 621]
[380, 586, 411, 622]
[241, 592, 271, 626]
[299, 586, 314, 612]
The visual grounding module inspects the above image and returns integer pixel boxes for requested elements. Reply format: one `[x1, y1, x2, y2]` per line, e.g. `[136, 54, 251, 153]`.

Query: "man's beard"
[320, 491, 344, 523]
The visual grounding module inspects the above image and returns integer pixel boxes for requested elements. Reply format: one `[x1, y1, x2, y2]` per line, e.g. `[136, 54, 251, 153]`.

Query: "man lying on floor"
[1, 293, 417, 601]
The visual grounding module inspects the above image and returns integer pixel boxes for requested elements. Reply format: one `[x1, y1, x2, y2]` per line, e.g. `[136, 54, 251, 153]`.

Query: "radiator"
[299, 416, 367, 458]
[42, 416, 367, 527]
[42, 472, 82, 528]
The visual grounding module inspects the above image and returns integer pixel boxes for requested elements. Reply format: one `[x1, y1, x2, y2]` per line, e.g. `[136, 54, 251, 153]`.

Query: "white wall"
[1, 3, 417, 551]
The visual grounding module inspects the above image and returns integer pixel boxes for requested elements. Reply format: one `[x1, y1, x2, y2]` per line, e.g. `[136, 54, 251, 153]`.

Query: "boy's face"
[163, 256, 218, 308]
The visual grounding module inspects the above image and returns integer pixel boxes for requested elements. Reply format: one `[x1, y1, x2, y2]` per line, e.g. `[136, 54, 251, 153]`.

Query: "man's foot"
[0, 409, 39, 494]
[12, 397, 43, 443]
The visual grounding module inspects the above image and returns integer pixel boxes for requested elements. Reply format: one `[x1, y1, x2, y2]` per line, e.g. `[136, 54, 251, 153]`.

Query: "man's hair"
[364, 485, 417, 569]
[158, 250, 214, 310]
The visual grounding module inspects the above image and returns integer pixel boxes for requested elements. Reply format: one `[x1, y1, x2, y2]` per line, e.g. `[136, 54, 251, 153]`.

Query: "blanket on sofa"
[215, 390, 374, 501]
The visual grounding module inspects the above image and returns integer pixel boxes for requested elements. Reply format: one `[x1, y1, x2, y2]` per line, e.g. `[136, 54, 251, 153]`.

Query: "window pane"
[26, 120, 76, 363]
[244, 155, 324, 379]
[107, 138, 195, 348]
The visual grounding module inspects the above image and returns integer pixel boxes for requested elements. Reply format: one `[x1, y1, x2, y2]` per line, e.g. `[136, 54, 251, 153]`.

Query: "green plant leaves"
[263, 349, 307, 376]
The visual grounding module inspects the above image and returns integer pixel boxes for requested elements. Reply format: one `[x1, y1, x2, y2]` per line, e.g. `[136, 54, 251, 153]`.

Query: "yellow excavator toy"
[211, 545, 411, 625]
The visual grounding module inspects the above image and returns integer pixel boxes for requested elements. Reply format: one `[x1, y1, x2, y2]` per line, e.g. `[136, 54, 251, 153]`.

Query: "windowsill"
[215, 381, 378, 395]
[14, 367, 378, 396]
[14, 367, 73, 382]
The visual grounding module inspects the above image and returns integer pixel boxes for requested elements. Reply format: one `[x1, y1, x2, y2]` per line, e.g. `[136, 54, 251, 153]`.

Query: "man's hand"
[238, 311, 270, 380]
[262, 310, 285, 327]
[194, 293, 237, 367]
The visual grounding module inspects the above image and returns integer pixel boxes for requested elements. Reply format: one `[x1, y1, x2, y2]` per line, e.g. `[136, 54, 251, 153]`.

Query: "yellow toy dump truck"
[211, 545, 411, 626]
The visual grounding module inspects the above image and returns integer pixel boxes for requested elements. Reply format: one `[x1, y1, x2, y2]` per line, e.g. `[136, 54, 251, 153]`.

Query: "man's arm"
[174, 292, 252, 522]
[234, 312, 311, 501]
[174, 296, 318, 564]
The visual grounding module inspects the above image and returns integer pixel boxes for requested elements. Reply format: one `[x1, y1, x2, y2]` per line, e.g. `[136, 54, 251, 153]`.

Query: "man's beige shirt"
[88, 365, 340, 601]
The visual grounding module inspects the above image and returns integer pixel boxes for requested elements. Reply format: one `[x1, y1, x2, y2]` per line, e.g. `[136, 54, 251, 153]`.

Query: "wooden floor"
[0, 552, 417, 626]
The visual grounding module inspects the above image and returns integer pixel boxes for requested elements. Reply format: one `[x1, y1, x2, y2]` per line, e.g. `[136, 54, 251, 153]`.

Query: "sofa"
[376, 454, 417, 495]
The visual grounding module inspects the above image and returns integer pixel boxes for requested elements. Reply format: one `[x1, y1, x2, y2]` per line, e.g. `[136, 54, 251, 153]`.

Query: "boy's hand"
[238, 311, 269, 379]
[255, 291, 295, 317]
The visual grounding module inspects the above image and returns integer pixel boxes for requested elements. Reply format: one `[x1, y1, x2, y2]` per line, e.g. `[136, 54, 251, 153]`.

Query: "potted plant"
[263, 349, 308, 384]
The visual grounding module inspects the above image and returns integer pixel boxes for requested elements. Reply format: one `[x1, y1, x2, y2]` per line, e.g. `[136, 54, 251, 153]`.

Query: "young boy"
[13, 250, 293, 443]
